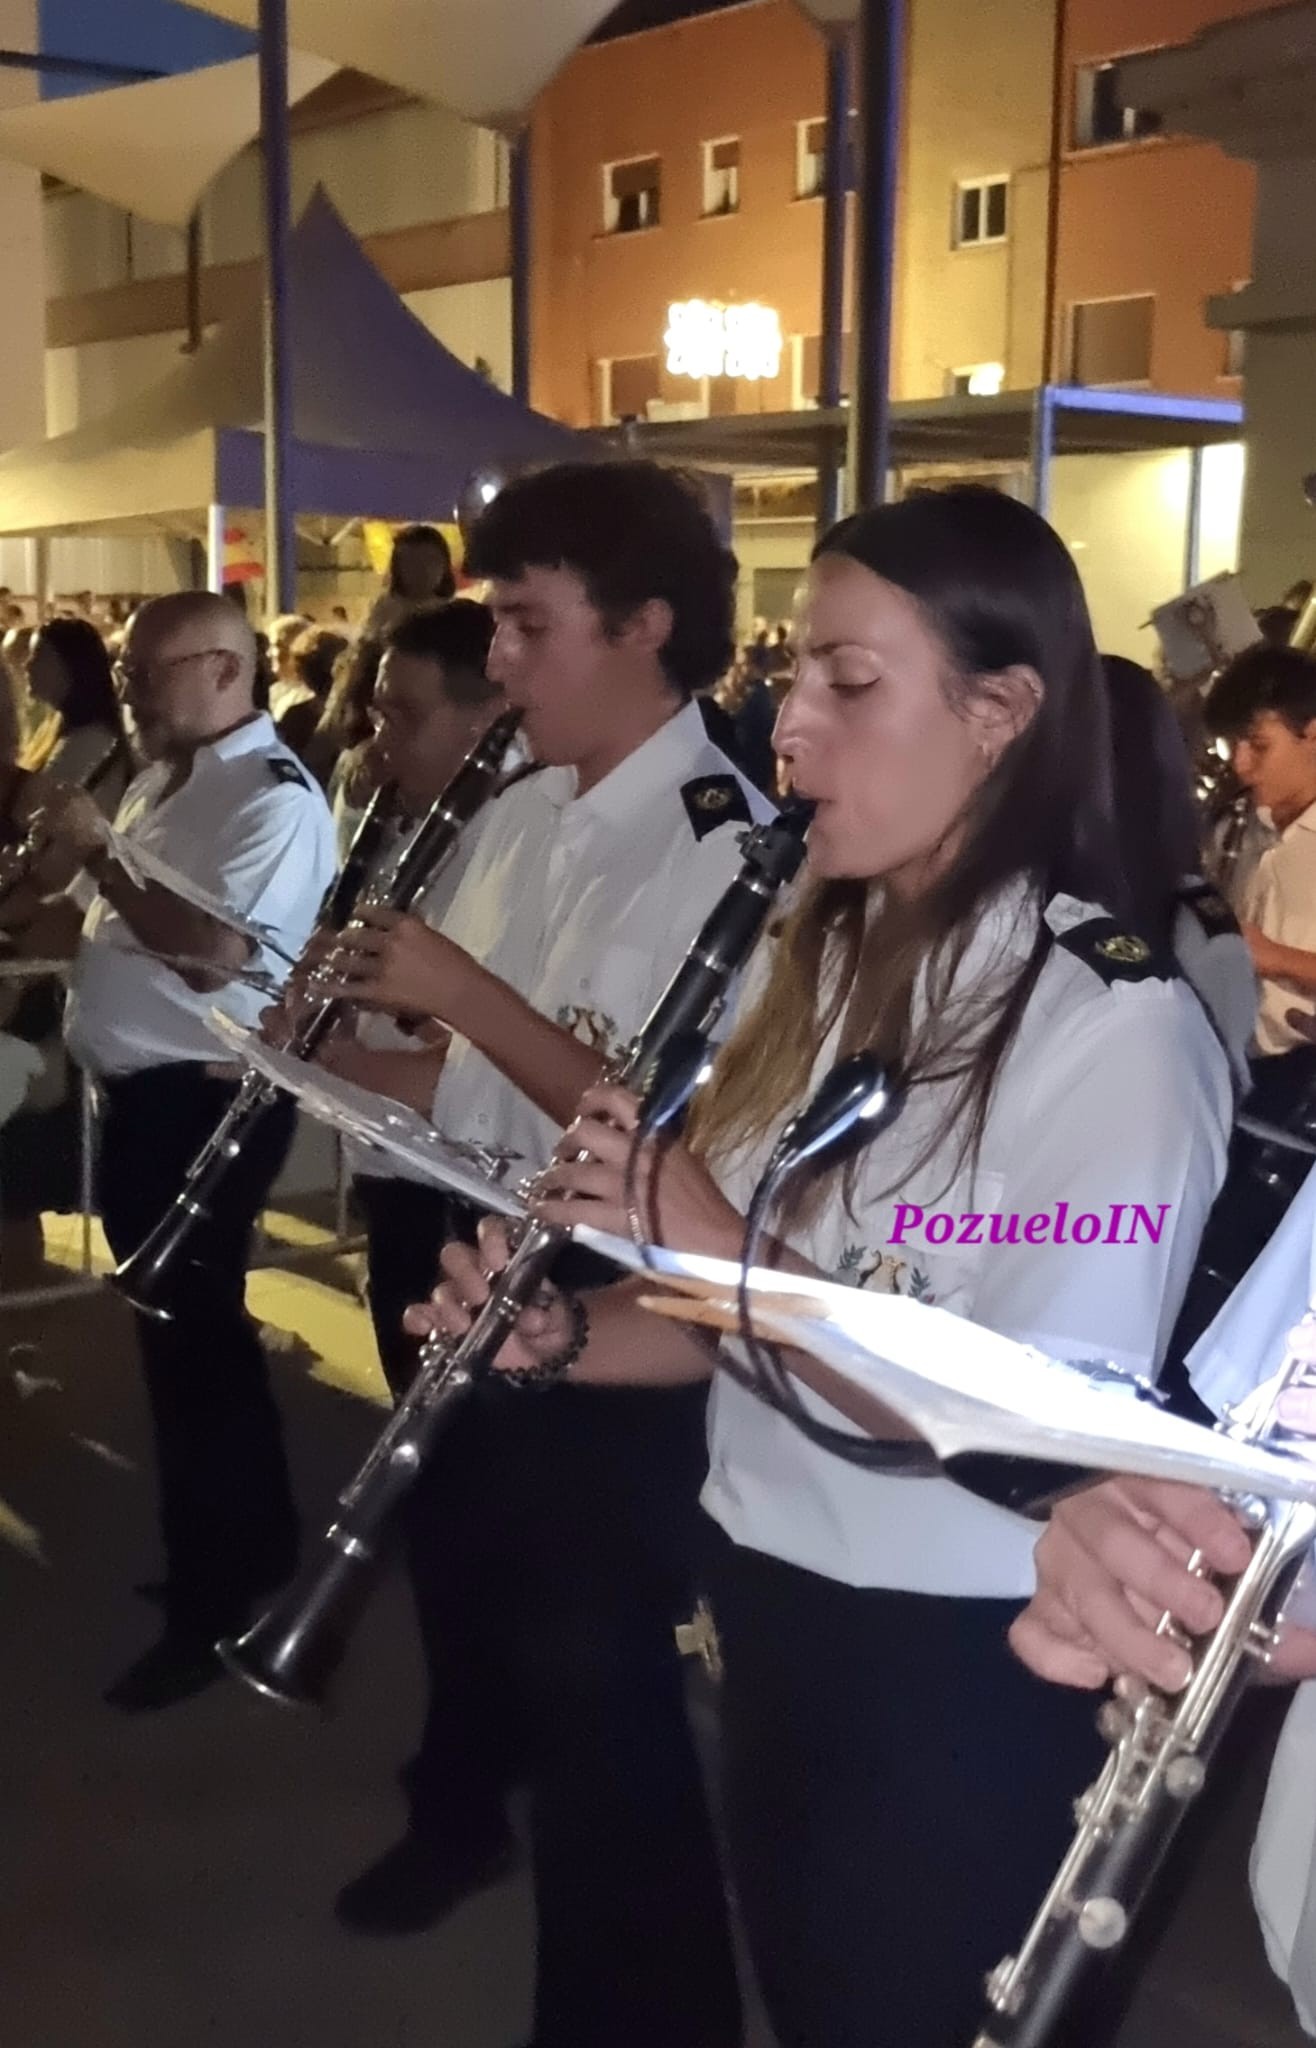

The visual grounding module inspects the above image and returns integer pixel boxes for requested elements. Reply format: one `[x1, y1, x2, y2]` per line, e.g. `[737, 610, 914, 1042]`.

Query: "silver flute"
[972, 1325, 1316, 2048]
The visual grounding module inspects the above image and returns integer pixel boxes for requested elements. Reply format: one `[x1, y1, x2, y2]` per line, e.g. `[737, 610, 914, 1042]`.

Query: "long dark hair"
[388, 524, 456, 602]
[1103, 653, 1200, 955]
[22, 617, 125, 772]
[690, 486, 1125, 1196]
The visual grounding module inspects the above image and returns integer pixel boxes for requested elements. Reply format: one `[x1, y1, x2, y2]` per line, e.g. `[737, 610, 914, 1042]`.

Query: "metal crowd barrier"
[0, 958, 363, 1317]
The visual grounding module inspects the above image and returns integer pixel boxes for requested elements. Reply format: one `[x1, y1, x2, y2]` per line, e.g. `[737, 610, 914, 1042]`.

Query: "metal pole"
[258, 0, 295, 616]
[816, 29, 853, 536]
[78, 1064, 95, 1276]
[0, 50, 160, 84]
[849, 0, 905, 511]
[206, 504, 227, 594]
[510, 128, 533, 405]
[1039, 0, 1066, 387]
[183, 210, 204, 355]
[1184, 444, 1204, 591]
[1029, 386, 1055, 519]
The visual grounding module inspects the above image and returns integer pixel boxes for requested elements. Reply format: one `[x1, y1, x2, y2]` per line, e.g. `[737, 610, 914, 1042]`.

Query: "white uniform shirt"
[1171, 882, 1258, 1098]
[1238, 800, 1316, 1056]
[1188, 1166, 1316, 2036]
[66, 714, 336, 1078]
[346, 808, 487, 1188]
[429, 700, 774, 1174]
[702, 888, 1232, 1597]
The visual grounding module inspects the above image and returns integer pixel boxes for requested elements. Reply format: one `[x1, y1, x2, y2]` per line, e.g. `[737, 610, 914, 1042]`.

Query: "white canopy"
[0, 51, 334, 230]
[189, 0, 623, 128]
[0, 190, 586, 537]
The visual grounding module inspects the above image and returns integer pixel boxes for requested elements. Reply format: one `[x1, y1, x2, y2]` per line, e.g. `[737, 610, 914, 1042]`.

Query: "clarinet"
[111, 710, 522, 1319]
[219, 798, 814, 1708]
[972, 1328, 1316, 2048]
[0, 734, 127, 910]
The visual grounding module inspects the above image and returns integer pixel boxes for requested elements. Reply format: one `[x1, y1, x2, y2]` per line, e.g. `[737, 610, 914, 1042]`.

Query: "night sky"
[32, 0, 742, 96]
[36, 0, 254, 95]
[591, 0, 745, 41]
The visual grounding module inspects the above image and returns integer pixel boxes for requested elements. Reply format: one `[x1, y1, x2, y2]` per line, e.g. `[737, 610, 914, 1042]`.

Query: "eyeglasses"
[113, 647, 229, 690]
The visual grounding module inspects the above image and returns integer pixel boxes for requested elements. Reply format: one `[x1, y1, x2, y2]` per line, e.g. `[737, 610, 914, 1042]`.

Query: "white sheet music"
[207, 1012, 527, 1218]
[99, 823, 293, 957]
[573, 1230, 1316, 1505]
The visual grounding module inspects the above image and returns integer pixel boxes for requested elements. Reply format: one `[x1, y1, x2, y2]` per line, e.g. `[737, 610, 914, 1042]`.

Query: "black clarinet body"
[219, 798, 814, 1708]
[111, 711, 522, 1318]
[972, 1351, 1316, 2048]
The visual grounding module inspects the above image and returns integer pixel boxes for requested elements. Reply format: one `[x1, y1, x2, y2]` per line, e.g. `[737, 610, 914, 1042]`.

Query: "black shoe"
[334, 1826, 517, 1936]
[102, 1633, 224, 1712]
[133, 1579, 168, 1607]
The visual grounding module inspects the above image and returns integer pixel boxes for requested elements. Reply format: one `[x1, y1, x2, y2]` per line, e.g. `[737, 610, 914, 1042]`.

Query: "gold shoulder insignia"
[1053, 916, 1171, 987]
[1096, 934, 1151, 966]
[681, 773, 753, 841]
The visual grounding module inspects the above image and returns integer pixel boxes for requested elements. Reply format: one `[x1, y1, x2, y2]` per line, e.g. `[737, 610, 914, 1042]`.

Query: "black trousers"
[357, 1172, 514, 1841]
[96, 1064, 299, 1639]
[706, 1526, 1112, 2048]
[358, 1171, 741, 2047]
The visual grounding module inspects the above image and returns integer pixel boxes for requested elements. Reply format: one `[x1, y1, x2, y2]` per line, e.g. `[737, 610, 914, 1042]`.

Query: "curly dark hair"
[464, 461, 737, 698]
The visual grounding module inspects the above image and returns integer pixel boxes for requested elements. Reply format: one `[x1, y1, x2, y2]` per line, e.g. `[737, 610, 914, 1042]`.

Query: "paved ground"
[0, 1222, 1308, 2048]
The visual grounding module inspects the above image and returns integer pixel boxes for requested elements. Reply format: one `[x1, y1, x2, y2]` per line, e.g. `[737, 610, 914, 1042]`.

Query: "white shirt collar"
[539, 700, 708, 827]
[159, 712, 276, 784]
[1256, 796, 1316, 842]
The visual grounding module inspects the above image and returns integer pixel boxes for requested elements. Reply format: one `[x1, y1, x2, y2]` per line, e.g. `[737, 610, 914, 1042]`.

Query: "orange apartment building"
[1053, 0, 1273, 395]
[530, 2, 835, 433]
[529, 0, 1267, 645]
[533, 0, 1265, 425]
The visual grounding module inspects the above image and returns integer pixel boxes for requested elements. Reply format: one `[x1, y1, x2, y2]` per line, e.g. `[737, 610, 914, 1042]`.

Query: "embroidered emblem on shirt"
[556, 1002, 621, 1058]
[268, 757, 310, 789]
[680, 775, 753, 842]
[834, 1244, 936, 1304]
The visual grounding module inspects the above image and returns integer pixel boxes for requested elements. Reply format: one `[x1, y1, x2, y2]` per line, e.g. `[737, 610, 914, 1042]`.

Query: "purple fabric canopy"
[0, 190, 588, 533]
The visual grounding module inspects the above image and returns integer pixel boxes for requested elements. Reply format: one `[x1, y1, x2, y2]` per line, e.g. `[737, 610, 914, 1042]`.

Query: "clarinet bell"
[217, 1528, 379, 1710]
[110, 1234, 180, 1322]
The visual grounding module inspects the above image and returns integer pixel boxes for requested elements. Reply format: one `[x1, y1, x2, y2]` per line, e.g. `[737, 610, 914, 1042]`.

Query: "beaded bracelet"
[503, 1289, 591, 1392]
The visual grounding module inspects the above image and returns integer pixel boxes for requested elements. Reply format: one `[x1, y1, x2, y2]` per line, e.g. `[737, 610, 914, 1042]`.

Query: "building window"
[1069, 295, 1155, 386]
[795, 113, 856, 199]
[1073, 61, 1163, 149]
[603, 156, 661, 234]
[954, 177, 1009, 248]
[702, 137, 740, 216]
[797, 117, 826, 198]
[602, 354, 661, 423]
[798, 331, 853, 408]
[948, 362, 1006, 397]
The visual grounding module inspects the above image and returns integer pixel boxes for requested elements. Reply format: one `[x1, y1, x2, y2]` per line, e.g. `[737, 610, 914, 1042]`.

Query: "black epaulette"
[268, 756, 310, 790]
[1052, 916, 1175, 987]
[1176, 877, 1240, 940]
[681, 774, 753, 841]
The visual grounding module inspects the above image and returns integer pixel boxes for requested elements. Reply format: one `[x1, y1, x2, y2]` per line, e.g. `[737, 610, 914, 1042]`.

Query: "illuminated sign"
[960, 361, 1005, 397]
[664, 299, 783, 382]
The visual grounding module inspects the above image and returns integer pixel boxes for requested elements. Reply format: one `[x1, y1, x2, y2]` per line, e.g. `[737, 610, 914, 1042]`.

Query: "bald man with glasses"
[36, 592, 337, 1710]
